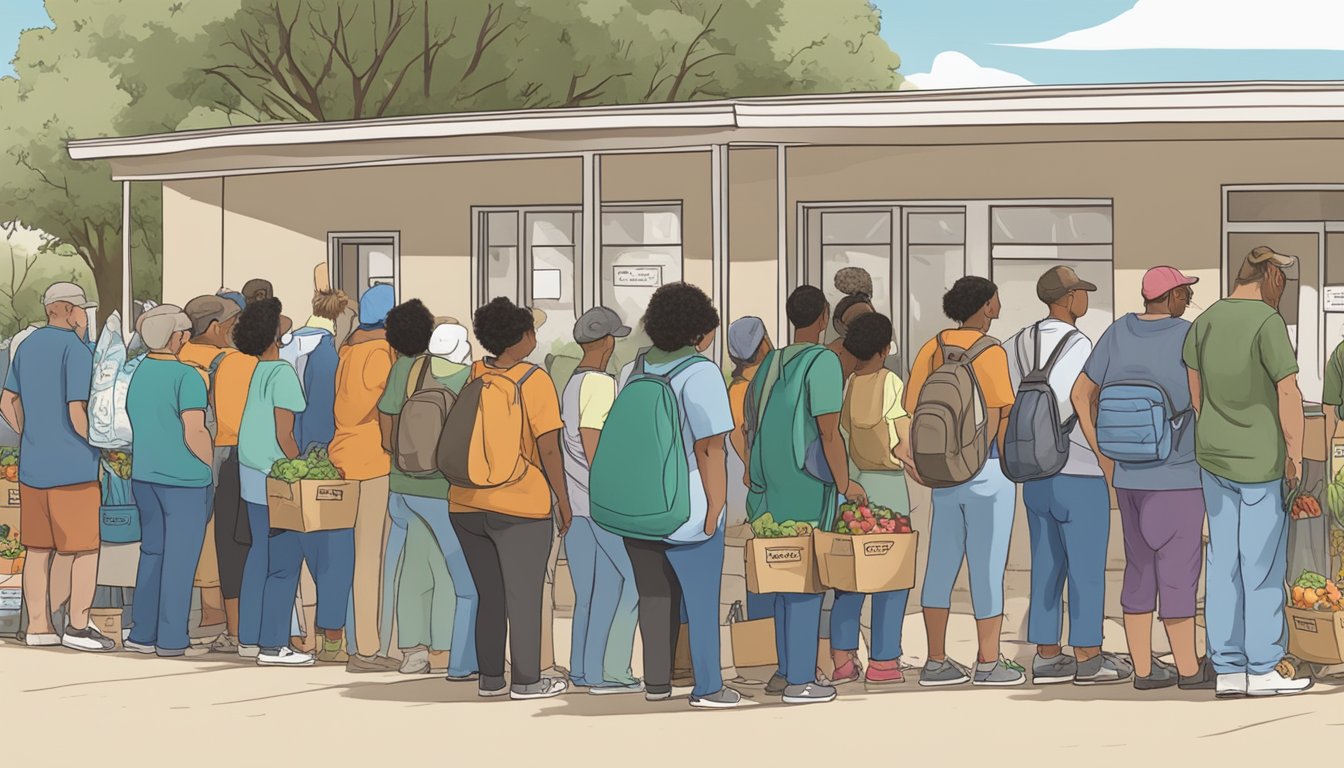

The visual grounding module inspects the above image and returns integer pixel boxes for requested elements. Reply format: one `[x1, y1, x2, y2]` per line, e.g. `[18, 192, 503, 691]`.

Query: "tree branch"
[665, 4, 724, 102]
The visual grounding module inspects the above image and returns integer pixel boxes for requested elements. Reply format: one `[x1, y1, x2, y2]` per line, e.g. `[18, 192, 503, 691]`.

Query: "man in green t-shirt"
[1182, 246, 1309, 698]
[377, 305, 478, 680]
[1323, 340, 1344, 449]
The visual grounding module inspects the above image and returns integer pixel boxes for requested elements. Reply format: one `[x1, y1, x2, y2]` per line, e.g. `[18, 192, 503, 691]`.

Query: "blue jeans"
[831, 590, 909, 661]
[772, 593, 824, 685]
[1201, 470, 1288, 675]
[923, 458, 1015, 619]
[566, 517, 639, 687]
[746, 591, 776, 620]
[239, 501, 269, 647]
[379, 492, 414, 656]
[1023, 474, 1110, 648]
[128, 482, 211, 653]
[665, 521, 726, 698]
[301, 529, 355, 632]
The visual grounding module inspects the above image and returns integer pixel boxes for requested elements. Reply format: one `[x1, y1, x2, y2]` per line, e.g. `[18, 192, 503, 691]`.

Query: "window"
[601, 204, 684, 370]
[477, 208, 582, 366]
[329, 233, 398, 303]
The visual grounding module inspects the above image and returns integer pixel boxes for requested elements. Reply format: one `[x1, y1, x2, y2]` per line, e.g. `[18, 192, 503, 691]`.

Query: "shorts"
[20, 481, 101, 554]
[1116, 487, 1205, 619]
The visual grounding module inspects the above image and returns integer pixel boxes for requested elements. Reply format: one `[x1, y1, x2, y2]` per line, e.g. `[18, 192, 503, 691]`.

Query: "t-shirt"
[745, 343, 844, 526]
[841, 368, 908, 471]
[1084, 313, 1201, 491]
[560, 369, 617, 520]
[1183, 299, 1299, 484]
[3, 325, 99, 488]
[1324, 340, 1344, 420]
[378, 354, 469, 500]
[1004, 318, 1102, 477]
[178, 341, 234, 389]
[727, 363, 761, 441]
[213, 353, 259, 448]
[330, 338, 395, 481]
[238, 361, 307, 475]
[449, 360, 564, 519]
[618, 348, 735, 544]
[126, 355, 211, 488]
[904, 329, 1016, 413]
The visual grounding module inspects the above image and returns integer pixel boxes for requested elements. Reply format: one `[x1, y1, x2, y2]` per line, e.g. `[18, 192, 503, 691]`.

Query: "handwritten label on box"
[1294, 616, 1320, 633]
[315, 487, 345, 502]
[764, 547, 802, 565]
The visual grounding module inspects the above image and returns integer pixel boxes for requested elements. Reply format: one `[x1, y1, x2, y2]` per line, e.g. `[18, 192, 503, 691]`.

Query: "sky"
[5, 0, 1344, 87]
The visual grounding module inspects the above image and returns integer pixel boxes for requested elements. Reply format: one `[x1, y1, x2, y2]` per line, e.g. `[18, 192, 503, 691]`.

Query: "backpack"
[188, 350, 230, 440]
[394, 355, 458, 476]
[1001, 324, 1081, 482]
[910, 332, 999, 488]
[436, 361, 539, 489]
[842, 370, 900, 472]
[745, 345, 833, 486]
[1095, 381, 1191, 464]
[589, 353, 707, 540]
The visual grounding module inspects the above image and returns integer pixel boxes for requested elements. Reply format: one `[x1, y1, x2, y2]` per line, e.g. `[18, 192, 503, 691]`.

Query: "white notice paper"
[613, 265, 663, 288]
[533, 269, 562, 300]
[1324, 285, 1344, 313]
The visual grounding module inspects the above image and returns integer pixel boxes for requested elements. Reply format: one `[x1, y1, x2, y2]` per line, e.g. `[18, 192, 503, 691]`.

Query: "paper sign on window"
[613, 265, 663, 288]
[1324, 286, 1344, 313]
[533, 269, 562, 300]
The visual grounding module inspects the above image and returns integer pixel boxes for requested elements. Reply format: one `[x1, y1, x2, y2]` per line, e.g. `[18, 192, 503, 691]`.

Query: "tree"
[0, 222, 96, 339]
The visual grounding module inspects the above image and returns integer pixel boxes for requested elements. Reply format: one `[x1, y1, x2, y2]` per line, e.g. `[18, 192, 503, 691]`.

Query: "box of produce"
[815, 501, 918, 593]
[0, 446, 20, 508]
[1288, 570, 1344, 664]
[744, 513, 822, 595]
[265, 446, 359, 532]
[99, 450, 140, 544]
[0, 522, 23, 575]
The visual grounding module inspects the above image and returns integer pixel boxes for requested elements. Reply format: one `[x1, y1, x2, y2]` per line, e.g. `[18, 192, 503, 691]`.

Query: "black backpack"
[1001, 323, 1081, 482]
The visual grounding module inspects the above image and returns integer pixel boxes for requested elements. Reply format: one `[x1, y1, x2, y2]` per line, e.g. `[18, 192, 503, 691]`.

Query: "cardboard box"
[745, 534, 822, 594]
[730, 616, 778, 669]
[0, 507, 19, 538]
[814, 530, 919, 594]
[1307, 413, 1328, 463]
[1287, 605, 1344, 665]
[266, 478, 359, 532]
[90, 607, 124, 649]
[0, 479, 18, 508]
[1333, 422, 1344, 484]
[673, 621, 736, 682]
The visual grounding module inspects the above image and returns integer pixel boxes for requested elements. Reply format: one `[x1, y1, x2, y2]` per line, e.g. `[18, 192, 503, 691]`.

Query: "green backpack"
[589, 352, 707, 540]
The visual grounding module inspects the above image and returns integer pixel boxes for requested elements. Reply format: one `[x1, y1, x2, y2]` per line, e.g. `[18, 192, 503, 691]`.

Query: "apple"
[842, 511, 855, 523]
[859, 520, 874, 532]
[859, 505, 871, 516]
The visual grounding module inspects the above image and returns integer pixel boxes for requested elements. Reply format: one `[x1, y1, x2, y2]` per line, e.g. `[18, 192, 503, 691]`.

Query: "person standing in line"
[904, 276, 1020, 687]
[122, 305, 214, 659]
[0, 283, 113, 652]
[726, 317, 776, 622]
[330, 284, 400, 673]
[1074, 266, 1215, 690]
[747, 285, 867, 705]
[242, 279, 274, 305]
[1184, 246, 1311, 698]
[561, 307, 642, 695]
[828, 312, 917, 685]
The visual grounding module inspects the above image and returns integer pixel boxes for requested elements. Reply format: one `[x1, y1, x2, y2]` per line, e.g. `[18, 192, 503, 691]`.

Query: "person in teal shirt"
[746, 285, 867, 705]
[124, 305, 215, 658]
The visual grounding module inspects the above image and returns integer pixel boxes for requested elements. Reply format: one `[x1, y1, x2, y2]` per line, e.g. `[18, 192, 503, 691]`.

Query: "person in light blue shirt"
[124, 305, 215, 658]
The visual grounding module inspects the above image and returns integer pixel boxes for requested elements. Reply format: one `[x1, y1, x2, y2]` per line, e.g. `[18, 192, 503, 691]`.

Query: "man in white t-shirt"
[560, 306, 643, 694]
[1005, 266, 1131, 688]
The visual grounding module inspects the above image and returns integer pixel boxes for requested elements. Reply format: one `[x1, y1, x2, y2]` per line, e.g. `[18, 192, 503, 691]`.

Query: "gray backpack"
[393, 356, 457, 476]
[1001, 324, 1080, 482]
[910, 333, 999, 488]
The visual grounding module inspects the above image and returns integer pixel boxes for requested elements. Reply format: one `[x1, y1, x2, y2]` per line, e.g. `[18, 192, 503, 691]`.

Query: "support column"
[121, 180, 132, 338]
[711, 144, 729, 364]
[581, 152, 602, 312]
[776, 144, 788, 343]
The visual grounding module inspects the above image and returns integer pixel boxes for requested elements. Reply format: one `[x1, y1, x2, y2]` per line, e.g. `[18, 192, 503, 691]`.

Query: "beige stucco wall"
[601, 151, 714, 293]
[162, 179, 224, 304]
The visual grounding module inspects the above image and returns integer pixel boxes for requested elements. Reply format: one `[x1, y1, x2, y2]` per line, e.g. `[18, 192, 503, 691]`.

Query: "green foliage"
[750, 512, 812, 539]
[270, 445, 340, 482]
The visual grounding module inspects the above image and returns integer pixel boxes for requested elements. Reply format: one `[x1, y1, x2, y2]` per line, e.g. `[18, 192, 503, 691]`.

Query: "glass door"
[478, 208, 581, 367]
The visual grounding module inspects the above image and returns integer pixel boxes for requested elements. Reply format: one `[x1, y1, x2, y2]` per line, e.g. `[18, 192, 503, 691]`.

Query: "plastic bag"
[88, 311, 146, 450]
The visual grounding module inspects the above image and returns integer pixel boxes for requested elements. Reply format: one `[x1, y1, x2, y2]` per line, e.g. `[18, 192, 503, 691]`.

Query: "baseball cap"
[217, 289, 247, 311]
[1036, 266, 1098, 303]
[42, 282, 96, 309]
[1141, 266, 1200, 301]
[358, 284, 395, 326]
[1237, 246, 1298, 283]
[137, 304, 192, 349]
[728, 317, 767, 362]
[184, 295, 241, 336]
[573, 307, 632, 344]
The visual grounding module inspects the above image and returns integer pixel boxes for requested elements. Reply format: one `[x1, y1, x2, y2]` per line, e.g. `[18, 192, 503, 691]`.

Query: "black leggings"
[623, 538, 681, 694]
[213, 448, 250, 600]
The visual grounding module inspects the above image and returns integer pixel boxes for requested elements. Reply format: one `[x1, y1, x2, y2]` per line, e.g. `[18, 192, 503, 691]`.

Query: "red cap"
[1142, 266, 1199, 301]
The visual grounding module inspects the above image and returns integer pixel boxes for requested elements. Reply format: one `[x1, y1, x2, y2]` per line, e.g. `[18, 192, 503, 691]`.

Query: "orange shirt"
[178, 341, 235, 389]
[903, 329, 1016, 414]
[211, 352, 259, 448]
[449, 360, 565, 519]
[329, 338, 395, 480]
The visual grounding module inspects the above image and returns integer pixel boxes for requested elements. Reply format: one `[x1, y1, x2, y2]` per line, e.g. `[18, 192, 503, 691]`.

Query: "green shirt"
[127, 355, 212, 488]
[746, 343, 844, 526]
[1182, 299, 1299, 484]
[1324, 341, 1344, 420]
[378, 355, 469, 499]
[238, 361, 308, 474]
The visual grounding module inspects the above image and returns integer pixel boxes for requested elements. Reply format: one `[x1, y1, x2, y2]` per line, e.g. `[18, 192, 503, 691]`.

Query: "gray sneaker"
[589, 681, 644, 696]
[1074, 653, 1133, 686]
[782, 682, 836, 704]
[690, 686, 742, 709]
[1032, 653, 1077, 685]
[510, 677, 569, 700]
[764, 673, 788, 695]
[61, 623, 115, 653]
[1134, 657, 1179, 690]
[973, 657, 1027, 687]
[919, 658, 972, 687]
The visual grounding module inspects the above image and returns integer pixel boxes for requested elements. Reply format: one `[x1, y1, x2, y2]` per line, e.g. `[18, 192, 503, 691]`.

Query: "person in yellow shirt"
[330, 284, 398, 673]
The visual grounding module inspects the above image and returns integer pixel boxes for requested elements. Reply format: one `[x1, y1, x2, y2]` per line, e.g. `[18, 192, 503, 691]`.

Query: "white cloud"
[1010, 0, 1344, 50]
[904, 51, 1033, 90]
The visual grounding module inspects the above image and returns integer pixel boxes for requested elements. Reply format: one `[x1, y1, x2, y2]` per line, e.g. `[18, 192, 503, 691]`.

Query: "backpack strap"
[405, 354, 433, 399]
[1039, 329, 1081, 376]
[962, 334, 1000, 363]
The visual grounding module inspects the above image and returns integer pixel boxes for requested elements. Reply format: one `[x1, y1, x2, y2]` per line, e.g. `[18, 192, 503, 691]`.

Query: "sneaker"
[346, 654, 400, 673]
[202, 634, 239, 654]
[1216, 672, 1248, 699]
[764, 673, 788, 695]
[645, 687, 673, 702]
[316, 638, 348, 665]
[1134, 657, 1179, 690]
[1074, 653, 1132, 686]
[256, 647, 315, 666]
[61, 623, 115, 653]
[1178, 657, 1216, 691]
[920, 657, 972, 687]
[400, 648, 430, 675]
[237, 643, 260, 659]
[590, 681, 644, 695]
[1032, 652, 1077, 686]
[447, 672, 480, 683]
[478, 680, 510, 698]
[690, 686, 742, 709]
[782, 682, 837, 704]
[510, 677, 569, 700]
[1248, 669, 1314, 697]
[864, 660, 905, 685]
[22, 632, 61, 647]
[158, 646, 211, 659]
[123, 639, 157, 655]
[973, 657, 1026, 687]
[830, 655, 862, 684]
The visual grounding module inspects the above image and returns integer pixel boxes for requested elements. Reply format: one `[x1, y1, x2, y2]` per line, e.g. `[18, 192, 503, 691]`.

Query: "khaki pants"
[350, 476, 390, 657]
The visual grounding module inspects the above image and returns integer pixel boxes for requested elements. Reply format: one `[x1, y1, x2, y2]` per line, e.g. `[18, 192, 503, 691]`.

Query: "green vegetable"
[1296, 570, 1328, 590]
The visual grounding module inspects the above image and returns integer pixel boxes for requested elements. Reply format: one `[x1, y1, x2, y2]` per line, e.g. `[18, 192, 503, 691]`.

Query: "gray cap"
[727, 316, 766, 362]
[184, 295, 241, 336]
[42, 282, 96, 309]
[137, 304, 192, 349]
[573, 306, 631, 344]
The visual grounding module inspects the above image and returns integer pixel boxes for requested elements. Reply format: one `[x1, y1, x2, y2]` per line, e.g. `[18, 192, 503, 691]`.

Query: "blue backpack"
[1095, 381, 1191, 464]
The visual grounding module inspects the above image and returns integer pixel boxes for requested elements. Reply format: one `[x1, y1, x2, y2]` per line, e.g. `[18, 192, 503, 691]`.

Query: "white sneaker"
[23, 632, 61, 647]
[1248, 670, 1314, 697]
[237, 643, 260, 659]
[123, 639, 157, 654]
[61, 623, 116, 653]
[256, 647, 315, 666]
[510, 677, 569, 700]
[1216, 672, 1248, 699]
